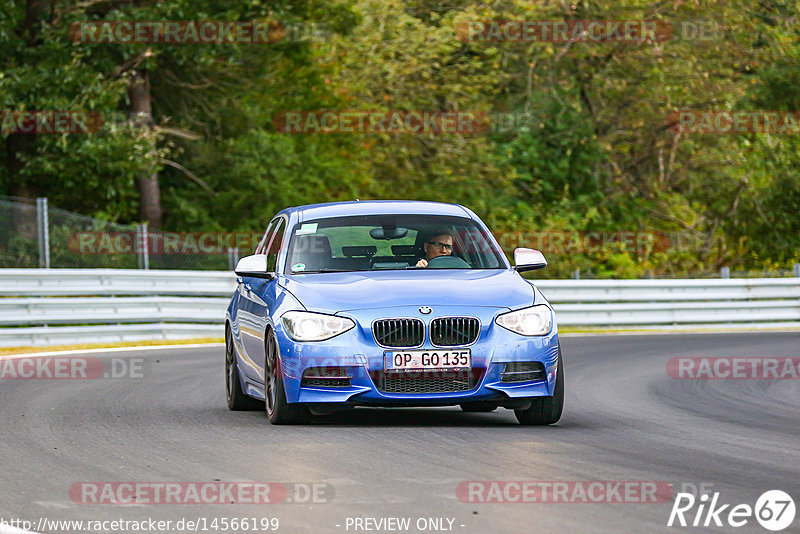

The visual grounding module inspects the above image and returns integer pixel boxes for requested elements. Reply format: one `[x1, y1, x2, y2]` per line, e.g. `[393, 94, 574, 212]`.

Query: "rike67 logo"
[668, 490, 796, 531]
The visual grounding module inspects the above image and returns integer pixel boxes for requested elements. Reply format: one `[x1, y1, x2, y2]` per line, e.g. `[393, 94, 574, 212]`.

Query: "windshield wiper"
[291, 268, 351, 274]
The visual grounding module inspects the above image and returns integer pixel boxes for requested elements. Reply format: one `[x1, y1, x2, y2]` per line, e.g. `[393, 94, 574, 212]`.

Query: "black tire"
[264, 330, 309, 425]
[514, 347, 564, 425]
[460, 402, 497, 413]
[225, 326, 263, 411]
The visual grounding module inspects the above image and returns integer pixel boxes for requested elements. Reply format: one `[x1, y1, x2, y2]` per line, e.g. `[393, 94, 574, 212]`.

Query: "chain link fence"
[0, 196, 39, 268]
[2, 195, 798, 276]
[0, 196, 240, 270]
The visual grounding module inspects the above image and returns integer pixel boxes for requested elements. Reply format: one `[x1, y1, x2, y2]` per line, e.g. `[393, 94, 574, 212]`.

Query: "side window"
[266, 218, 286, 272]
[255, 220, 278, 255]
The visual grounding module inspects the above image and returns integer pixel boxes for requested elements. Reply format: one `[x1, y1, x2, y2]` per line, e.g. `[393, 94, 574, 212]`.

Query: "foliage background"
[1, 0, 798, 277]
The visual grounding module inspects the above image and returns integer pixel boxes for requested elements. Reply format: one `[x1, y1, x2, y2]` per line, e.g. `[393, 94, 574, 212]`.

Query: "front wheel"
[264, 331, 309, 425]
[225, 327, 263, 411]
[514, 347, 564, 425]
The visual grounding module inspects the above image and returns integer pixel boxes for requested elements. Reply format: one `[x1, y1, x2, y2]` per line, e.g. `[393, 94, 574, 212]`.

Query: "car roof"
[277, 200, 473, 222]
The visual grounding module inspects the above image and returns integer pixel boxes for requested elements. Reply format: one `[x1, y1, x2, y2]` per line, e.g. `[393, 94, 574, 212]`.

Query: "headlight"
[281, 311, 355, 342]
[495, 305, 552, 336]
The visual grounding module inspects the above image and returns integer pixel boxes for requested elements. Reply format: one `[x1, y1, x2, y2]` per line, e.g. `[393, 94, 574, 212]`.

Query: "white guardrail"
[0, 269, 798, 347]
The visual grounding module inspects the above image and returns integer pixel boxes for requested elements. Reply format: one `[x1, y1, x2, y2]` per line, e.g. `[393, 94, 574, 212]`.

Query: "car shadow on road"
[303, 407, 576, 428]
[212, 404, 585, 429]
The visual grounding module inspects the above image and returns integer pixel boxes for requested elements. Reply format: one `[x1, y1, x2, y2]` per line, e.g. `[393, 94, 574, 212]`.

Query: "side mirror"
[512, 248, 547, 272]
[235, 254, 275, 279]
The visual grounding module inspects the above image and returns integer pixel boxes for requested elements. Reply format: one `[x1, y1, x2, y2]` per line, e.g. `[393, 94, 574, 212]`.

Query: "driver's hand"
[415, 259, 428, 268]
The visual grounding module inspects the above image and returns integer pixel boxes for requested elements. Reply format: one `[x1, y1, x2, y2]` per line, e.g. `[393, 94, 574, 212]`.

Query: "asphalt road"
[1, 332, 799, 534]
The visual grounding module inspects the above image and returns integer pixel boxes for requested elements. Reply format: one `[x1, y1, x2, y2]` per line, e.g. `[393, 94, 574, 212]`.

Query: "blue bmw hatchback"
[225, 200, 563, 425]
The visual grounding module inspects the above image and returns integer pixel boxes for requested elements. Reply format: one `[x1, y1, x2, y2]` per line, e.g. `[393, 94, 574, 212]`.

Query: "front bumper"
[272, 305, 560, 406]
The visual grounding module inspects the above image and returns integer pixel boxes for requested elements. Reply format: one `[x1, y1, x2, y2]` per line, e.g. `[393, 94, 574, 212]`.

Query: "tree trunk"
[5, 0, 49, 246]
[7, 0, 50, 202]
[128, 69, 163, 229]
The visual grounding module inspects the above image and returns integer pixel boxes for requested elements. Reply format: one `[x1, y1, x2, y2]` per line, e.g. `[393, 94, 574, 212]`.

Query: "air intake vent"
[501, 362, 546, 383]
[301, 367, 351, 388]
[371, 369, 483, 394]
[373, 318, 424, 348]
[430, 317, 480, 346]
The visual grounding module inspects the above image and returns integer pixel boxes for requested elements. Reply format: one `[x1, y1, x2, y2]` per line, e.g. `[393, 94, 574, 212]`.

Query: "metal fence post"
[572, 269, 580, 280]
[720, 266, 730, 279]
[227, 247, 239, 271]
[794, 263, 800, 278]
[36, 197, 50, 268]
[137, 223, 150, 270]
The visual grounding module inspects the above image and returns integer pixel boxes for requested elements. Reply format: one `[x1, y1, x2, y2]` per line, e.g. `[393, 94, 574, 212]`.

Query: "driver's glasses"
[427, 241, 453, 251]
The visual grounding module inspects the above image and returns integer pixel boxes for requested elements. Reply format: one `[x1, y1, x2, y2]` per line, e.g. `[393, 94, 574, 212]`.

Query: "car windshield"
[285, 214, 505, 273]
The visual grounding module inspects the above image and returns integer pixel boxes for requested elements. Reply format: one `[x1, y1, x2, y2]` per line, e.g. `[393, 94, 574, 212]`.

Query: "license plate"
[385, 349, 471, 370]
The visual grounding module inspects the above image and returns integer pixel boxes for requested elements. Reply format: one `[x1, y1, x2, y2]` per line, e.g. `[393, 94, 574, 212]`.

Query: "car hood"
[279, 269, 535, 314]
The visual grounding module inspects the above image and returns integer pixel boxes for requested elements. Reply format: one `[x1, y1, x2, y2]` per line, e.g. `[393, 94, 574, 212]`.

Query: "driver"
[415, 230, 454, 268]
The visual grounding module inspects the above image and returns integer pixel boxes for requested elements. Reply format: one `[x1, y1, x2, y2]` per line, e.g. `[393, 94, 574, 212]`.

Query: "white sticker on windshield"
[295, 223, 318, 235]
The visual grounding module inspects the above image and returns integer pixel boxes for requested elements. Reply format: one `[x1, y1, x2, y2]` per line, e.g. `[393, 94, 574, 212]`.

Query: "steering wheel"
[426, 255, 471, 269]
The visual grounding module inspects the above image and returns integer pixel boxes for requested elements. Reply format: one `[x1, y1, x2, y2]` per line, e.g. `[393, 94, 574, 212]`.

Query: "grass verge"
[0, 337, 224, 356]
